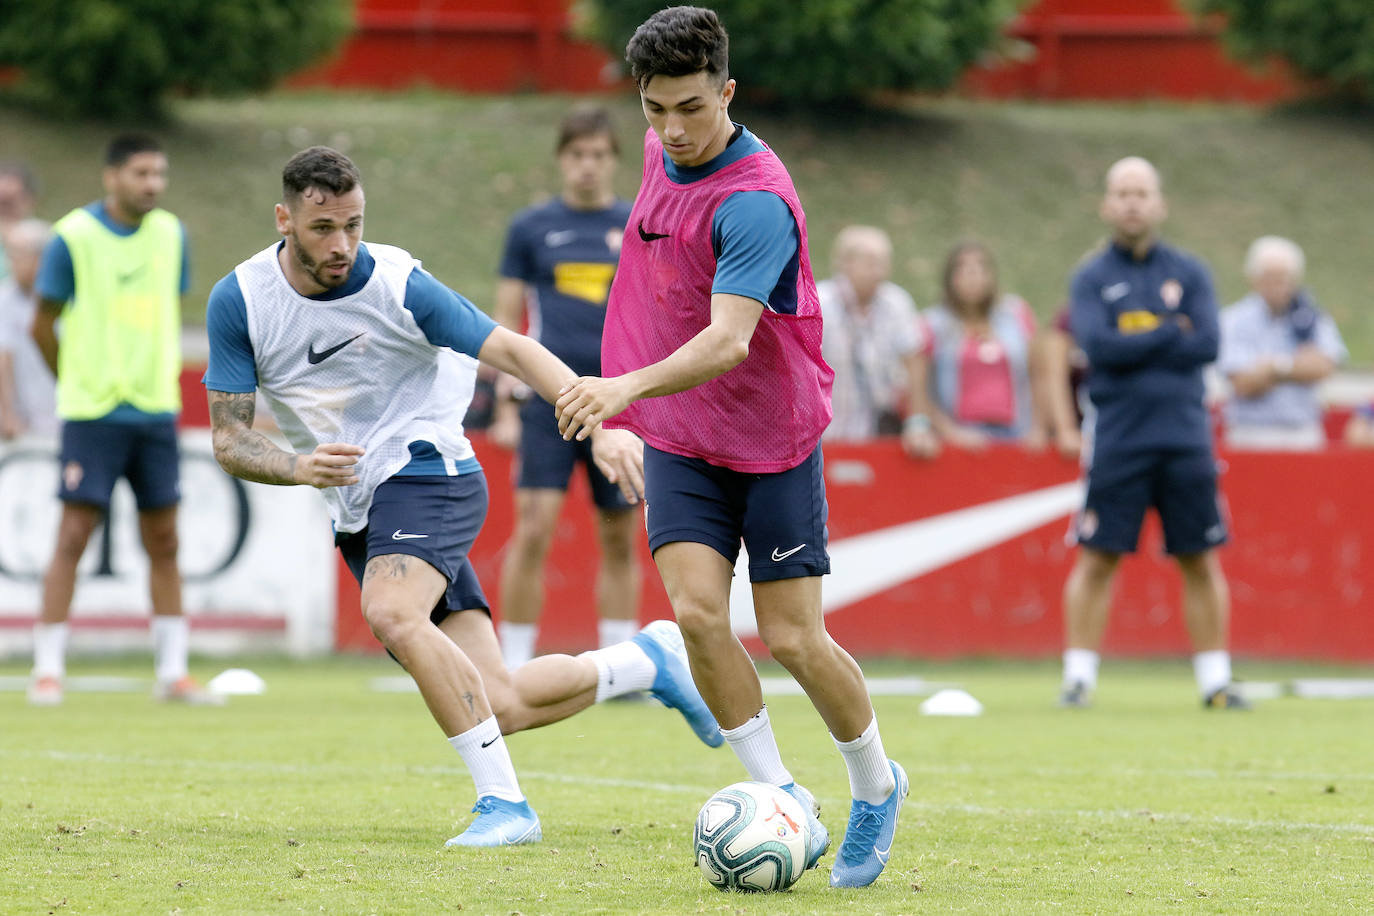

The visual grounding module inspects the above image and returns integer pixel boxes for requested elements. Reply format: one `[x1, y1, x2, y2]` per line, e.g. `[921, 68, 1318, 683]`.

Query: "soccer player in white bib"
[203, 146, 722, 848]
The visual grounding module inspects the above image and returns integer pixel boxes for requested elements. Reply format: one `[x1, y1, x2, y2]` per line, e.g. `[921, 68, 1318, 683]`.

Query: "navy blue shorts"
[643, 443, 830, 583]
[335, 474, 491, 624]
[58, 417, 180, 511]
[516, 400, 631, 510]
[1075, 448, 1229, 556]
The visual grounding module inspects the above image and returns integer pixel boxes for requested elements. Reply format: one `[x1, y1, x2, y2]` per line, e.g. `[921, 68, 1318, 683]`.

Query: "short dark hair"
[105, 133, 162, 167]
[626, 6, 729, 91]
[281, 146, 362, 205]
[557, 106, 619, 155]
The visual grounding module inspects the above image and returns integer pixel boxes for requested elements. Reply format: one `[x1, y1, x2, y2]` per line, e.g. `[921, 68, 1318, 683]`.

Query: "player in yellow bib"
[28, 134, 214, 706]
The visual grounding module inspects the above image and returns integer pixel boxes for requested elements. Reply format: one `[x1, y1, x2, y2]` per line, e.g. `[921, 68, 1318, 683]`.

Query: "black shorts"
[516, 399, 631, 511]
[335, 474, 491, 625]
[1074, 448, 1229, 556]
[643, 443, 830, 582]
[58, 417, 180, 511]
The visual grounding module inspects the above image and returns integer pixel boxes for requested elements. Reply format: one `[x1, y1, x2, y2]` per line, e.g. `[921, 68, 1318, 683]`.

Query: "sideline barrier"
[0, 431, 336, 657]
[336, 437, 1374, 662]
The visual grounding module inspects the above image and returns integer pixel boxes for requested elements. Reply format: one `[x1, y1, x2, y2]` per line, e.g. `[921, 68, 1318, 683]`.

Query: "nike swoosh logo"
[544, 229, 577, 247]
[116, 264, 146, 285]
[307, 333, 364, 365]
[637, 221, 670, 242]
[391, 530, 430, 540]
[479, 736, 498, 748]
[771, 544, 806, 562]
[728, 481, 1084, 635]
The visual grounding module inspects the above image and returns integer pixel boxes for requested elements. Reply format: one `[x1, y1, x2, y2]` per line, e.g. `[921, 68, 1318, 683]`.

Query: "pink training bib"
[601, 129, 833, 473]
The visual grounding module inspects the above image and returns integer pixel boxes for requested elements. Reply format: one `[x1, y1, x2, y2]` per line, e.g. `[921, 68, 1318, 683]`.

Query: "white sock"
[834, 717, 895, 805]
[499, 621, 537, 670]
[447, 715, 524, 803]
[1063, 648, 1100, 689]
[720, 706, 793, 787]
[597, 617, 639, 649]
[151, 615, 189, 683]
[582, 639, 656, 702]
[1193, 650, 1232, 697]
[32, 622, 69, 678]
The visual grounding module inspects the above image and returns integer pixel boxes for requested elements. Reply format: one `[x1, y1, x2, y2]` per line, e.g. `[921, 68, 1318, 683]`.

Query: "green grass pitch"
[3, 655, 1372, 914]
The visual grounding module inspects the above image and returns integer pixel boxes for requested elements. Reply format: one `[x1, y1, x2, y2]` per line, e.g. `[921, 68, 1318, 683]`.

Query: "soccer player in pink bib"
[556, 5, 907, 888]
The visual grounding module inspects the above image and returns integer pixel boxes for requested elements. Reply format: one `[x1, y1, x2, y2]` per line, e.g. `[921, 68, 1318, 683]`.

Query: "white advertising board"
[0, 430, 336, 658]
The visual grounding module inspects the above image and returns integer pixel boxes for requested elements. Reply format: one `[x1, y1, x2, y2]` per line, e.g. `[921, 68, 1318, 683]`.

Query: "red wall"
[332, 434, 1374, 662]
[289, 0, 1301, 102]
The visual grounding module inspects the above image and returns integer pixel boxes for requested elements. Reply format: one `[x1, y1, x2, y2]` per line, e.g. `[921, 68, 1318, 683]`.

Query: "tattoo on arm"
[208, 390, 299, 485]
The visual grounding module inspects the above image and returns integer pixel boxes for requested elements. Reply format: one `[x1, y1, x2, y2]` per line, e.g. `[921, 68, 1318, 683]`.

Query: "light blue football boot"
[444, 796, 542, 847]
[631, 620, 724, 748]
[829, 760, 908, 888]
[781, 781, 831, 870]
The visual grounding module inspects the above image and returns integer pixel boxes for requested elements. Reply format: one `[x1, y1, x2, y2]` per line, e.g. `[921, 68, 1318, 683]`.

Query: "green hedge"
[586, 0, 1024, 104]
[0, 0, 351, 118]
[1198, 0, 1374, 99]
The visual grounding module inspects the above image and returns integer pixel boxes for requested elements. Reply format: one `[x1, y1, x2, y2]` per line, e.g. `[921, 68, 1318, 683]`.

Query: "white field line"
[4, 748, 1374, 838]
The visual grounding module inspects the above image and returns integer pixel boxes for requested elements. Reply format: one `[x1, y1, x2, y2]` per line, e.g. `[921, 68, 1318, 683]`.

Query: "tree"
[585, 0, 1025, 104]
[1197, 0, 1374, 99]
[0, 0, 352, 118]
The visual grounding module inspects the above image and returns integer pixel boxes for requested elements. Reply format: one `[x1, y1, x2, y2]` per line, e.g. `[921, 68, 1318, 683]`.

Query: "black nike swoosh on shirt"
[637, 221, 670, 242]
[307, 333, 365, 365]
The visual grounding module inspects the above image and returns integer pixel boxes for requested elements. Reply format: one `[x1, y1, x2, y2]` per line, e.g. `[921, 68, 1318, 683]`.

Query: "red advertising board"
[333, 435, 1374, 662]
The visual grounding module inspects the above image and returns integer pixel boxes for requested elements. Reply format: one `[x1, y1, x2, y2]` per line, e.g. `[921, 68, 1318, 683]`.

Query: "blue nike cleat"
[829, 760, 908, 888]
[444, 796, 542, 847]
[781, 781, 830, 870]
[632, 619, 724, 748]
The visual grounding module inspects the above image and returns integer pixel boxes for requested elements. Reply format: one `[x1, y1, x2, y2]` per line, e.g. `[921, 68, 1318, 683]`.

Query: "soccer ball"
[692, 781, 810, 892]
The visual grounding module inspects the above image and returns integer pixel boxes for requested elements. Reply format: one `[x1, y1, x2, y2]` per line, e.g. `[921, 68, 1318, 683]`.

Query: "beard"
[289, 231, 353, 290]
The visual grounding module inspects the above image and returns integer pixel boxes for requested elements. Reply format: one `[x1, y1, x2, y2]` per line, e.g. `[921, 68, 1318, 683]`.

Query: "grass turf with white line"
[2, 656, 1372, 914]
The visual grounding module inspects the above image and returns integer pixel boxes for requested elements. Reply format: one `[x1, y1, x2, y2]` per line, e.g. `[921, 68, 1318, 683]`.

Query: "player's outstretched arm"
[207, 389, 363, 488]
[556, 292, 762, 441]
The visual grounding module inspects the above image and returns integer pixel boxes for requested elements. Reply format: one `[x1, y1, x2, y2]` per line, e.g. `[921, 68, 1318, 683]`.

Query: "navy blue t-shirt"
[499, 197, 631, 377]
[1070, 240, 1219, 456]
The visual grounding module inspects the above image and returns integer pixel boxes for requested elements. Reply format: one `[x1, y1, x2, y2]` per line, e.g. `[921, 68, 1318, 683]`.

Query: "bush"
[0, 0, 351, 118]
[585, 0, 1024, 104]
[1197, 0, 1374, 99]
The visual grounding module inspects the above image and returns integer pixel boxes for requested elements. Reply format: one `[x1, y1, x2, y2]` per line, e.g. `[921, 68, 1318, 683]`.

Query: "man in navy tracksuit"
[1059, 156, 1245, 710]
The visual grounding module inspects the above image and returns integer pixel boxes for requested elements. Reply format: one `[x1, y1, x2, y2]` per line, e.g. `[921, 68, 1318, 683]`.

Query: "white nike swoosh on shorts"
[391, 530, 430, 540]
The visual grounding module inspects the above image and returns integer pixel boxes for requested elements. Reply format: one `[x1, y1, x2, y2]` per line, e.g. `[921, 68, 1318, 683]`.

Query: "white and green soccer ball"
[692, 781, 810, 892]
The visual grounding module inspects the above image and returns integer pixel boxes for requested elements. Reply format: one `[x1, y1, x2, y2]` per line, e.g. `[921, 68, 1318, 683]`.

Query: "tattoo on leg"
[463, 692, 475, 715]
[363, 555, 411, 583]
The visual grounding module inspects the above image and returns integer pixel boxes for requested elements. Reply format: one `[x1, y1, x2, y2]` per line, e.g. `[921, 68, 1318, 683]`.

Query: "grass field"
[4, 656, 1372, 915]
[2, 92, 1373, 363]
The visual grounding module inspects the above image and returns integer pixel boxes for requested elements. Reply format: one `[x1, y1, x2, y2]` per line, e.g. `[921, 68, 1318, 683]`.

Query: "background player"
[28, 134, 212, 706]
[1060, 156, 1245, 710]
[556, 6, 907, 889]
[204, 146, 721, 848]
[489, 107, 642, 669]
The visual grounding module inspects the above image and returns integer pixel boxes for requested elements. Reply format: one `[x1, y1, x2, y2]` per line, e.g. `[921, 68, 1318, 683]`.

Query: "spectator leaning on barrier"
[27, 133, 212, 707]
[0, 160, 40, 283]
[924, 240, 1044, 450]
[1345, 404, 1374, 447]
[1060, 155, 1245, 711]
[1035, 303, 1091, 461]
[818, 225, 939, 458]
[0, 219, 57, 440]
[1217, 236, 1346, 450]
